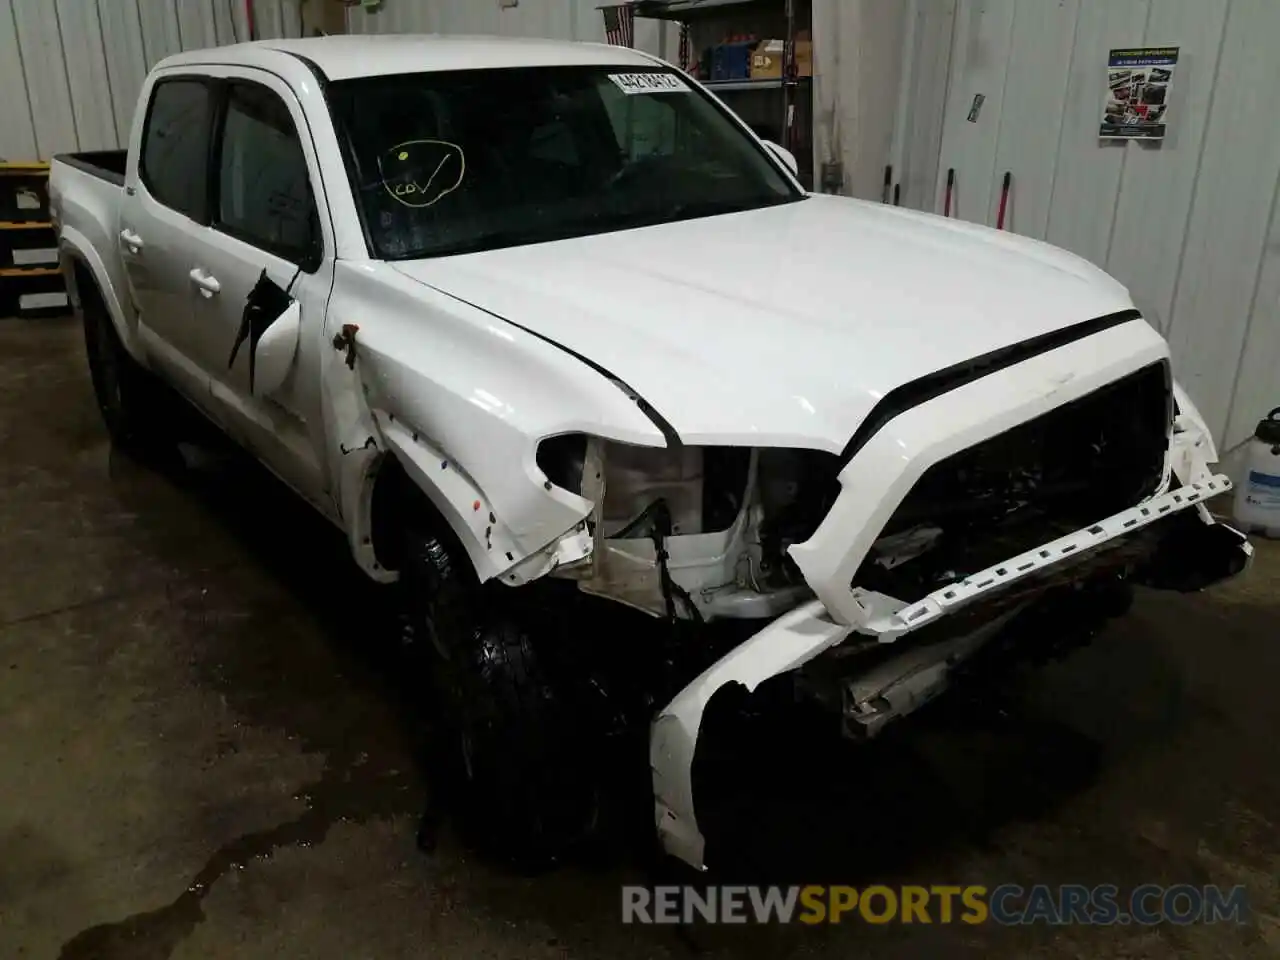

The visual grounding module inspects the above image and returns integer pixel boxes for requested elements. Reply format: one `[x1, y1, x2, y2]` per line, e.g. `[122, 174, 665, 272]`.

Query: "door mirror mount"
[764, 140, 799, 177]
[254, 300, 303, 397]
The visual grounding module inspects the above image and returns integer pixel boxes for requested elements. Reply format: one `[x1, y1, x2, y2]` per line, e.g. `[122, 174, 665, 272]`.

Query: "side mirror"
[254, 300, 302, 397]
[764, 140, 799, 177]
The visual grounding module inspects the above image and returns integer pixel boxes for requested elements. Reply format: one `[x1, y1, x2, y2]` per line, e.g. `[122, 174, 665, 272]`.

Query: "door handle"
[119, 228, 144, 253]
[188, 268, 221, 298]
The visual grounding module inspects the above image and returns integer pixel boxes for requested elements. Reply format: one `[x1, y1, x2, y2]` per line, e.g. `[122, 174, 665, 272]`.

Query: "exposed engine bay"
[534, 362, 1176, 626]
[537, 435, 839, 621]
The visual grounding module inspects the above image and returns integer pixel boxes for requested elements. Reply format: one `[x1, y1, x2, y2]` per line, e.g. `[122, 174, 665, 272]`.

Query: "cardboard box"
[796, 40, 813, 77]
[750, 39, 812, 81]
[300, 0, 348, 36]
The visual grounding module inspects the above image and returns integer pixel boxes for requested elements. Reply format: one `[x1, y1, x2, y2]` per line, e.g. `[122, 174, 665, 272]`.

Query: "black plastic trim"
[281, 50, 330, 87]
[839, 309, 1144, 466]
[204, 77, 229, 231]
[53, 151, 127, 187]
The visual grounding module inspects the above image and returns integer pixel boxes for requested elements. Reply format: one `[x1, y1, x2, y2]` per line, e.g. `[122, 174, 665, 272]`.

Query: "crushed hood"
[391, 193, 1144, 452]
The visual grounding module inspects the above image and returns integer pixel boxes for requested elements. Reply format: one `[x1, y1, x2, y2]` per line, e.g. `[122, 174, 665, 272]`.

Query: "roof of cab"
[160, 34, 661, 81]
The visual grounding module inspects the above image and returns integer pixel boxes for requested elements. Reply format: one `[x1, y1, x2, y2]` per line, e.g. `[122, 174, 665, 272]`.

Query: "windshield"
[326, 65, 803, 260]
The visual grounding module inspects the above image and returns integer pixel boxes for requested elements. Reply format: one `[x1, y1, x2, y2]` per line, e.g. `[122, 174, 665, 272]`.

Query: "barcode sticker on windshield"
[608, 73, 689, 95]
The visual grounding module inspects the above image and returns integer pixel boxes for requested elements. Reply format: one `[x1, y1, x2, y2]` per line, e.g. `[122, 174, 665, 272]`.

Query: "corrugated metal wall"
[886, 0, 956, 212]
[931, 0, 1280, 453]
[0, 0, 307, 160]
[811, 0, 912, 199]
[346, 0, 674, 61]
[0, 0, 670, 161]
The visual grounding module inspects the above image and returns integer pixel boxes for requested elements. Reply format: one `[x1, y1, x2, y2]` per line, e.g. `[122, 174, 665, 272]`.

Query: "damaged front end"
[630, 358, 1252, 871]
[338, 288, 1250, 873]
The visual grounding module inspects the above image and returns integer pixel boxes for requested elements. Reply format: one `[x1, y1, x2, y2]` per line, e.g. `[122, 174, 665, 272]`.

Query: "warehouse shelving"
[0, 162, 67, 317]
[630, 0, 813, 188]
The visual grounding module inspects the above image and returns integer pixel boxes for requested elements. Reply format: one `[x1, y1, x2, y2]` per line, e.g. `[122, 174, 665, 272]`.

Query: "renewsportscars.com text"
[621, 884, 1249, 926]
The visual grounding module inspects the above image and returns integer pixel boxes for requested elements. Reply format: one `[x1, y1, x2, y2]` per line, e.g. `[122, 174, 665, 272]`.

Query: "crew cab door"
[189, 69, 334, 512]
[120, 74, 221, 404]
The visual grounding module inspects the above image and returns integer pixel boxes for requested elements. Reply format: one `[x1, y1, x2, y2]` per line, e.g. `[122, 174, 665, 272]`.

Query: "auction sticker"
[608, 72, 689, 95]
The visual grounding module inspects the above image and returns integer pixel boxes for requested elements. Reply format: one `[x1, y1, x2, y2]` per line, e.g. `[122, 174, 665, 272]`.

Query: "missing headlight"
[536, 433, 588, 494]
[536, 437, 752, 538]
[757, 449, 842, 584]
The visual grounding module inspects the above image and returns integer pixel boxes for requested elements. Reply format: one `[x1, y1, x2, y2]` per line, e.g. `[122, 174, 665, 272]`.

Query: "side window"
[140, 80, 213, 220]
[215, 82, 319, 264]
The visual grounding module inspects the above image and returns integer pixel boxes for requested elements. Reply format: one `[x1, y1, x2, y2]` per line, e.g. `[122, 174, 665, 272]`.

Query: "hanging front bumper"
[650, 325, 1254, 871]
[650, 471, 1249, 870]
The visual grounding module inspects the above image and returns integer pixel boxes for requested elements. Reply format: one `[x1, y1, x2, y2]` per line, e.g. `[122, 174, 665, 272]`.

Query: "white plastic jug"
[1234, 407, 1280, 538]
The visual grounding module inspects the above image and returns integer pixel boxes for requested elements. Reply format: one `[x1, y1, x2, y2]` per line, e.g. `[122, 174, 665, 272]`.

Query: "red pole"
[944, 167, 954, 217]
[996, 171, 1011, 230]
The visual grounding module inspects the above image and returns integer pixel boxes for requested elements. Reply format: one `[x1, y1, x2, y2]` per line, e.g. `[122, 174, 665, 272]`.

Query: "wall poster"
[1100, 47, 1178, 140]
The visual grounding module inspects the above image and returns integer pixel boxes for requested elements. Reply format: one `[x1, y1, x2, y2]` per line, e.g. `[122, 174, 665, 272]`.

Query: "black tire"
[81, 282, 171, 452]
[401, 529, 599, 870]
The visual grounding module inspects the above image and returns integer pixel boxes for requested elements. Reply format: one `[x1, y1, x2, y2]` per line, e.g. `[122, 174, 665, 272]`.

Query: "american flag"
[601, 4, 635, 47]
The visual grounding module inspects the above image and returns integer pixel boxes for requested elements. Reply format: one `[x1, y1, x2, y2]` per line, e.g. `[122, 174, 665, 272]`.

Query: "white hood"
[392, 193, 1142, 452]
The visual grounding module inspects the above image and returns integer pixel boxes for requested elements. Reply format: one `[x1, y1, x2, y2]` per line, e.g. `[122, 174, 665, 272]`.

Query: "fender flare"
[59, 226, 144, 364]
[336, 416, 590, 586]
[376, 414, 527, 581]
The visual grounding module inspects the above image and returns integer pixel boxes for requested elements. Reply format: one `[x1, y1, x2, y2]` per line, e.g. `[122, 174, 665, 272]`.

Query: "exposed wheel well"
[368, 453, 471, 576]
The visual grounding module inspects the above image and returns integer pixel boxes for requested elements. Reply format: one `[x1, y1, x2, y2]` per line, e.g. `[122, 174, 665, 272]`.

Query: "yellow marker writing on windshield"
[379, 140, 467, 209]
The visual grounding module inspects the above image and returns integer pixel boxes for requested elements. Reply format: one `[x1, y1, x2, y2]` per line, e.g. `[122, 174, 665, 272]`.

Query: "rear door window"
[140, 79, 213, 221]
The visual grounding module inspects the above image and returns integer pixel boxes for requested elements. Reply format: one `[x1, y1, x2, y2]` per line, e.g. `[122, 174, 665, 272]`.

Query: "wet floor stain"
[58, 748, 416, 960]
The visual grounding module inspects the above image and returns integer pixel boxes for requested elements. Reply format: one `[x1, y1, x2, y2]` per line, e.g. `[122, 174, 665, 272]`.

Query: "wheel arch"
[58, 230, 143, 364]
[346, 416, 539, 585]
[366, 451, 469, 576]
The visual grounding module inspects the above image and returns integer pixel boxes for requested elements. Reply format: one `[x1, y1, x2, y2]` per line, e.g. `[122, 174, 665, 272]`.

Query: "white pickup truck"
[51, 35, 1251, 871]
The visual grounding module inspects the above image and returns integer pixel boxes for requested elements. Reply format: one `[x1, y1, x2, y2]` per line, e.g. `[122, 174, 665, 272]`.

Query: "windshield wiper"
[663, 196, 791, 221]
[393, 194, 801, 260]
[398, 222, 595, 260]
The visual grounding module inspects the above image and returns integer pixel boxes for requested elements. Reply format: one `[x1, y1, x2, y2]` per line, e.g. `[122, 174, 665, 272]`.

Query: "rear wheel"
[400, 529, 600, 870]
[81, 282, 171, 452]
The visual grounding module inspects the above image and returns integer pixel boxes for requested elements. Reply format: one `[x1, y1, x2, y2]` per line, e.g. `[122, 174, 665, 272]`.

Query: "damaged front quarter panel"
[327, 345, 599, 584]
[321, 262, 668, 585]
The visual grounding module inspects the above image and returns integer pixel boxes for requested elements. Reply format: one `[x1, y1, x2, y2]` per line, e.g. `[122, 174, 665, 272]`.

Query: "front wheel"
[400, 529, 600, 870]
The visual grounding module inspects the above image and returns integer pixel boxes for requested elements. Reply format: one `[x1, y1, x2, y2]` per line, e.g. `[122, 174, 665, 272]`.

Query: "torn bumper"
[650, 473, 1251, 870]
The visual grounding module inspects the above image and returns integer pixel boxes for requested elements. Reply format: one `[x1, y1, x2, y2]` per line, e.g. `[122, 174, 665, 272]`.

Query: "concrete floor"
[2, 315, 1279, 960]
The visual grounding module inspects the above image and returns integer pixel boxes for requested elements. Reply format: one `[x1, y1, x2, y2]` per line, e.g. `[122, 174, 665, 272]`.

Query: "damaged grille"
[858, 361, 1172, 602]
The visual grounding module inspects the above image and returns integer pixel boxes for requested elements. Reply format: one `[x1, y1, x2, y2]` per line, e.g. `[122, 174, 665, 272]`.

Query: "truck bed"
[53, 150, 127, 187]
[49, 151, 136, 357]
